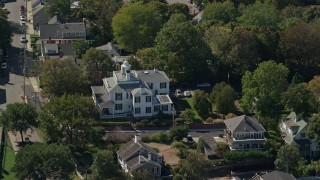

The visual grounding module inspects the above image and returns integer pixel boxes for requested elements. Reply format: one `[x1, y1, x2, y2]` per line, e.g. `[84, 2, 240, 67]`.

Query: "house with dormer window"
[117, 134, 163, 178]
[224, 115, 267, 150]
[91, 60, 173, 119]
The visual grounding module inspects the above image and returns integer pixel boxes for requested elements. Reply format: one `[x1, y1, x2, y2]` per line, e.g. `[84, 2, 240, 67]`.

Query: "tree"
[215, 85, 237, 114]
[39, 94, 99, 145]
[241, 60, 289, 118]
[263, 130, 284, 159]
[91, 150, 119, 179]
[112, 3, 163, 52]
[82, 48, 113, 84]
[275, 144, 303, 175]
[237, 1, 279, 30]
[13, 143, 75, 179]
[78, 0, 123, 43]
[214, 142, 230, 158]
[192, 90, 211, 119]
[177, 151, 208, 180]
[179, 109, 196, 124]
[308, 75, 320, 103]
[43, 0, 71, 17]
[72, 40, 91, 59]
[4, 103, 37, 143]
[307, 113, 320, 146]
[0, 8, 12, 48]
[169, 125, 188, 141]
[40, 59, 90, 96]
[279, 22, 320, 79]
[154, 14, 213, 82]
[282, 83, 317, 116]
[202, 1, 238, 24]
[210, 82, 228, 103]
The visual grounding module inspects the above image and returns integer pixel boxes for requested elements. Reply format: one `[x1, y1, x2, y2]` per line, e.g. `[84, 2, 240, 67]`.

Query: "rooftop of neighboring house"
[47, 15, 84, 25]
[117, 135, 162, 170]
[224, 115, 266, 133]
[281, 112, 308, 136]
[39, 23, 86, 40]
[253, 170, 296, 180]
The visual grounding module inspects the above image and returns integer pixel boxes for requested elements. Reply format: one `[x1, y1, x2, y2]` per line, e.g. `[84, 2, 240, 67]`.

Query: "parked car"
[20, 35, 27, 43]
[1, 62, 7, 69]
[175, 89, 184, 98]
[183, 135, 195, 144]
[183, 90, 192, 97]
[20, 5, 24, 12]
[20, 19, 26, 26]
[20, 15, 26, 21]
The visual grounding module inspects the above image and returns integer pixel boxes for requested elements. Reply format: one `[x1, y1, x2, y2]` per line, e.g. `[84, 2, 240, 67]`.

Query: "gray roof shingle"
[39, 23, 86, 39]
[224, 115, 266, 133]
[260, 170, 296, 180]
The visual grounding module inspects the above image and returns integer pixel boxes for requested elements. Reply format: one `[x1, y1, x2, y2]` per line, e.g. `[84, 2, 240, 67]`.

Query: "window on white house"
[160, 82, 166, 89]
[146, 107, 151, 113]
[146, 96, 151, 102]
[115, 93, 122, 100]
[115, 104, 122, 110]
[135, 108, 141, 114]
[153, 167, 158, 173]
[135, 96, 140, 103]
[162, 105, 168, 111]
[154, 106, 159, 112]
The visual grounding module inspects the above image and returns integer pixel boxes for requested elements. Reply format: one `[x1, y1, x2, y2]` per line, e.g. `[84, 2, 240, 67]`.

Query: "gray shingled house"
[252, 170, 296, 180]
[117, 134, 163, 178]
[224, 115, 266, 150]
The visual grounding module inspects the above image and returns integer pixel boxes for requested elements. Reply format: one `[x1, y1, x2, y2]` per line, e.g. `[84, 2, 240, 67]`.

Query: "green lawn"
[2, 135, 15, 180]
[175, 97, 203, 121]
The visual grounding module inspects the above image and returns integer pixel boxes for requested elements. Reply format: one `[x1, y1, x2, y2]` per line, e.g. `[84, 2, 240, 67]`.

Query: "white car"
[20, 15, 26, 21]
[20, 19, 26, 27]
[1, 63, 7, 69]
[20, 35, 27, 43]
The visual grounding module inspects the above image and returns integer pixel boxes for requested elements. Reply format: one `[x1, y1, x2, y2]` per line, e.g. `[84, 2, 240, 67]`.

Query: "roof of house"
[282, 112, 308, 136]
[224, 115, 266, 133]
[127, 155, 161, 171]
[39, 23, 86, 39]
[117, 138, 159, 161]
[96, 42, 121, 57]
[32, 4, 52, 26]
[132, 88, 153, 96]
[135, 70, 169, 83]
[260, 170, 296, 180]
[47, 15, 84, 24]
[199, 135, 217, 156]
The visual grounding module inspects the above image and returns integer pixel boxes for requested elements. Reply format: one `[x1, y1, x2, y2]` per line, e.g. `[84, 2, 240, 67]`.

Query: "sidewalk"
[25, 0, 34, 52]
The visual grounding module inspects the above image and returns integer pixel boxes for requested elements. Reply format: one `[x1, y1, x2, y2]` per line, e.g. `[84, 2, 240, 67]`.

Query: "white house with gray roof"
[224, 115, 267, 151]
[91, 61, 173, 119]
[117, 134, 163, 178]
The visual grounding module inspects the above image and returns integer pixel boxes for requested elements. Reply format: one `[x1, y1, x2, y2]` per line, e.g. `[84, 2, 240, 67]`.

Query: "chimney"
[134, 134, 141, 143]
[148, 152, 152, 160]
[126, 70, 130, 81]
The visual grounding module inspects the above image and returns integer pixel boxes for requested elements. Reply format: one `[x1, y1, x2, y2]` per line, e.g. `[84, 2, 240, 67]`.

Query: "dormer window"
[160, 82, 166, 89]
[116, 93, 122, 100]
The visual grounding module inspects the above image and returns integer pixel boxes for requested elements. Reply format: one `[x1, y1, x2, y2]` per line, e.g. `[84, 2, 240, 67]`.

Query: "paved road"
[1, 0, 42, 145]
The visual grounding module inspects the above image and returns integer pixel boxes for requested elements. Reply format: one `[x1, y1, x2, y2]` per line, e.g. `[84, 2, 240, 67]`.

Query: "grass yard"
[175, 97, 203, 121]
[2, 135, 15, 180]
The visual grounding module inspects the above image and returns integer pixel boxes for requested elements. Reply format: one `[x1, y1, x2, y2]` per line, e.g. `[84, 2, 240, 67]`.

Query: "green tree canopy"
[179, 109, 196, 124]
[169, 125, 188, 141]
[202, 1, 238, 24]
[282, 83, 317, 116]
[192, 90, 211, 119]
[307, 113, 320, 146]
[215, 85, 238, 114]
[39, 94, 99, 145]
[308, 75, 320, 104]
[72, 40, 91, 59]
[82, 48, 113, 69]
[275, 144, 303, 175]
[13, 143, 75, 179]
[155, 14, 213, 82]
[279, 22, 320, 79]
[4, 103, 37, 142]
[91, 150, 119, 179]
[43, 0, 71, 17]
[241, 60, 289, 118]
[112, 3, 163, 52]
[210, 81, 228, 103]
[238, 1, 279, 30]
[177, 151, 208, 179]
[40, 59, 90, 97]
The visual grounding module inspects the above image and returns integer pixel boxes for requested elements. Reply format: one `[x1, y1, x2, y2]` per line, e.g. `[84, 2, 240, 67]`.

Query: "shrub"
[175, 118, 186, 125]
[169, 125, 189, 141]
[213, 119, 224, 124]
[140, 119, 149, 124]
[150, 132, 169, 143]
[152, 148, 160, 153]
[214, 142, 230, 158]
[142, 136, 151, 143]
[176, 149, 188, 159]
[225, 113, 236, 119]
[197, 138, 205, 153]
[205, 117, 214, 123]
[171, 141, 188, 149]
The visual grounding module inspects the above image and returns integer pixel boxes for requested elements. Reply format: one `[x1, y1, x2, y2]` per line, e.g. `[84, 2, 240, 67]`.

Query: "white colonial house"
[91, 61, 173, 119]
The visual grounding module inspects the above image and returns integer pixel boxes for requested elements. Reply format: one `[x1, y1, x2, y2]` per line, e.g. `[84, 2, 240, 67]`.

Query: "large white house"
[91, 61, 173, 119]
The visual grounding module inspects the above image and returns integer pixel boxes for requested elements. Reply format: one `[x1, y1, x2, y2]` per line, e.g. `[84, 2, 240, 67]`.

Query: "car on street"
[20, 15, 26, 21]
[1, 62, 7, 69]
[20, 5, 24, 12]
[20, 35, 27, 43]
[20, 19, 27, 27]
